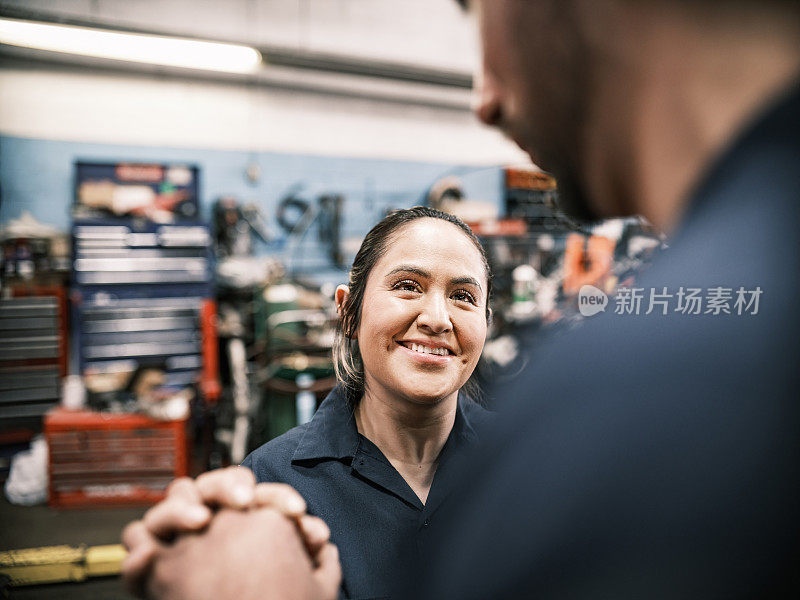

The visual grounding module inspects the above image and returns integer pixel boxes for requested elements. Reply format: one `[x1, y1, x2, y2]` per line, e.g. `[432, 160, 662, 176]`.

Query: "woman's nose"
[473, 65, 503, 127]
[417, 294, 453, 333]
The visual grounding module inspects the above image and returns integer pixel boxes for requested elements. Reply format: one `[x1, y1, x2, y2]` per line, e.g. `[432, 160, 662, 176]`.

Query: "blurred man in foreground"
[123, 0, 800, 597]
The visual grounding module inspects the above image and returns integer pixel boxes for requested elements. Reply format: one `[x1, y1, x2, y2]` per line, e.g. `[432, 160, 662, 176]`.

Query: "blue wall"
[0, 135, 503, 281]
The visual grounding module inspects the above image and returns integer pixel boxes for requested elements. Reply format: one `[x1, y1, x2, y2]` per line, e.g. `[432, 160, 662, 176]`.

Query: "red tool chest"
[45, 408, 188, 508]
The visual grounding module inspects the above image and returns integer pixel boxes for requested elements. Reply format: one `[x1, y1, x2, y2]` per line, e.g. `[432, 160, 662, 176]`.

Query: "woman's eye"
[453, 290, 477, 305]
[393, 279, 420, 292]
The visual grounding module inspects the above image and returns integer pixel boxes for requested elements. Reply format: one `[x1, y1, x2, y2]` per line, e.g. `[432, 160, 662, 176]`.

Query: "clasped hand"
[121, 467, 341, 600]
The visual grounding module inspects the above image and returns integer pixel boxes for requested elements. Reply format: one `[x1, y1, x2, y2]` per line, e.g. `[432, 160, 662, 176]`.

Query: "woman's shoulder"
[241, 422, 313, 482]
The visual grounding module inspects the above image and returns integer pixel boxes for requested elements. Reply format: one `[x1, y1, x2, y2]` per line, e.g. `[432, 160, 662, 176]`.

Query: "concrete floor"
[0, 496, 146, 599]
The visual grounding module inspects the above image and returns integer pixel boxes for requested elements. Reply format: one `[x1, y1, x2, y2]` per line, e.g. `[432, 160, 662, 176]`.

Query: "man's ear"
[335, 285, 350, 318]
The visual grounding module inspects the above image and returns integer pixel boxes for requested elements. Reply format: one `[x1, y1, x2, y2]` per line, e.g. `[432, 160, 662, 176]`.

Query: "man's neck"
[355, 385, 458, 504]
[581, 3, 800, 235]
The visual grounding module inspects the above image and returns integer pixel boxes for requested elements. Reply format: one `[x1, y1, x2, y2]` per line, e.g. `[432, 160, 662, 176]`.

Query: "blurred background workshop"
[0, 1, 661, 597]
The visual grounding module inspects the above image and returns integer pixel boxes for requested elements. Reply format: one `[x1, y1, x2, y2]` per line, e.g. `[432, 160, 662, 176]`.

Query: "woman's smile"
[395, 340, 455, 364]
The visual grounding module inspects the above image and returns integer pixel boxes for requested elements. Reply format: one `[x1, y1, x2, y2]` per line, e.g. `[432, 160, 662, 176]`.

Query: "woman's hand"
[121, 467, 331, 596]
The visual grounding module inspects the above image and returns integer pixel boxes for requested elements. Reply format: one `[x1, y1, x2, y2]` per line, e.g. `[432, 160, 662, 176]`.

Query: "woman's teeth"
[409, 343, 448, 356]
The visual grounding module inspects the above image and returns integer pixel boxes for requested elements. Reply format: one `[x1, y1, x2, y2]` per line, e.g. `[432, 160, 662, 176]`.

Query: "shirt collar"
[291, 385, 488, 464]
[292, 385, 360, 463]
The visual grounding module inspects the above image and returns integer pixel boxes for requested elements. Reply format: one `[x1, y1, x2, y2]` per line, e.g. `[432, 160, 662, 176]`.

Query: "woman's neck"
[354, 387, 458, 504]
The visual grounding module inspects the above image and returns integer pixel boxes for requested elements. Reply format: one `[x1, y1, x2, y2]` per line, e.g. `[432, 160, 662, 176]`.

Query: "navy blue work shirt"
[242, 385, 491, 600]
[416, 82, 800, 599]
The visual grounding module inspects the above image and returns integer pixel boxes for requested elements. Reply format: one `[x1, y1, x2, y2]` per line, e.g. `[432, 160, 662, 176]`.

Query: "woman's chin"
[398, 385, 458, 407]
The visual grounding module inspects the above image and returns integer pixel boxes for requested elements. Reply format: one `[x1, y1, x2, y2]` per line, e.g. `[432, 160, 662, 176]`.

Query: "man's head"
[465, 0, 599, 222]
[461, 0, 800, 228]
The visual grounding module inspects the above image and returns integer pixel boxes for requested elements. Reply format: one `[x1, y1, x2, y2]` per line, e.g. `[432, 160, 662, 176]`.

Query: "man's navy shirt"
[417, 82, 800, 599]
[242, 385, 490, 600]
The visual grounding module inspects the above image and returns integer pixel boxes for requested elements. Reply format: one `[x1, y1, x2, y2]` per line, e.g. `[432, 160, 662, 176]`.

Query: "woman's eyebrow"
[386, 266, 483, 291]
[386, 265, 430, 278]
[451, 276, 483, 291]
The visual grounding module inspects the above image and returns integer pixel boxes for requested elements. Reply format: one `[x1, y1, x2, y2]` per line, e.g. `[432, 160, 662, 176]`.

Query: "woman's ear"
[335, 285, 350, 318]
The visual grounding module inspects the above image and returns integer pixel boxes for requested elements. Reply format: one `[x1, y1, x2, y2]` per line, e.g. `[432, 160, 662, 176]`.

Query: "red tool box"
[45, 408, 188, 508]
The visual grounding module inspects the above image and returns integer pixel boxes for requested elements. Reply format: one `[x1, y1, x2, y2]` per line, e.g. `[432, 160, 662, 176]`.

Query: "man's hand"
[142, 507, 341, 600]
[122, 467, 332, 596]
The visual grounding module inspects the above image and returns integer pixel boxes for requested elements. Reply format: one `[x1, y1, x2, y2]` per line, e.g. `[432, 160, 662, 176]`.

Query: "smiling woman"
[123, 207, 495, 600]
[246, 208, 493, 598]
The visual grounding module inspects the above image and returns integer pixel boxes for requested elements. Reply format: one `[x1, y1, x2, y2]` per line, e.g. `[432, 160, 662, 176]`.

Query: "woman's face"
[355, 218, 489, 406]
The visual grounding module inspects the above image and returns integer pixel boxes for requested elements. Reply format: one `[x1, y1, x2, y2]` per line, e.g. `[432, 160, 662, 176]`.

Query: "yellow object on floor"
[0, 543, 127, 586]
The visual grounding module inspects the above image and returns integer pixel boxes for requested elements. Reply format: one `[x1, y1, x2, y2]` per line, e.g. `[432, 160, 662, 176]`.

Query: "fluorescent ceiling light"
[0, 18, 261, 74]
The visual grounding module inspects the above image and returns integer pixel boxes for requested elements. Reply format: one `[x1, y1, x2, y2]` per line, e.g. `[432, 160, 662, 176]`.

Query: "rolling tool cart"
[60, 162, 220, 505]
